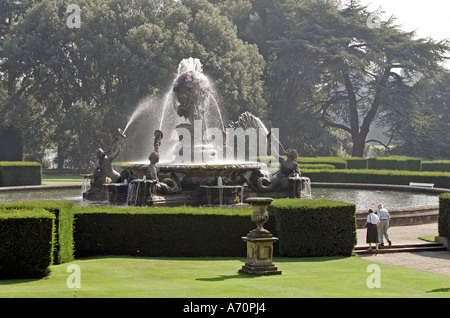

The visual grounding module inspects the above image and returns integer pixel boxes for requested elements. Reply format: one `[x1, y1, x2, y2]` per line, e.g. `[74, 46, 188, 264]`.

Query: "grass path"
[1, 256, 450, 298]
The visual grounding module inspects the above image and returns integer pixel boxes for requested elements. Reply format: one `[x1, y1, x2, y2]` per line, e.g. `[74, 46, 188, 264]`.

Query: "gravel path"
[356, 223, 450, 276]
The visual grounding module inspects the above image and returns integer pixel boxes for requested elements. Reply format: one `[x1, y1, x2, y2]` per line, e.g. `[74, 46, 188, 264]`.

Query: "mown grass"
[41, 175, 84, 185]
[1, 256, 450, 298]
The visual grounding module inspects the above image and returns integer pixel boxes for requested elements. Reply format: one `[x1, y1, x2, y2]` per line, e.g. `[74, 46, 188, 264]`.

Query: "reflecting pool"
[0, 186, 439, 210]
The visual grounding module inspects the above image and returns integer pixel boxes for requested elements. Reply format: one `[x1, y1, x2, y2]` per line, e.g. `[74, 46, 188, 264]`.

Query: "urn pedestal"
[239, 197, 281, 276]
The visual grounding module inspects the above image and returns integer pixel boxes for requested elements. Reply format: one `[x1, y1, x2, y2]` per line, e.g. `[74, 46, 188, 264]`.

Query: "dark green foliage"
[439, 193, 450, 238]
[0, 209, 55, 279]
[297, 157, 347, 169]
[268, 199, 356, 257]
[345, 158, 368, 170]
[0, 201, 74, 264]
[0, 162, 41, 186]
[299, 164, 335, 170]
[367, 156, 422, 171]
[73, 202, 356, 258]
[73, 206, 261, 257]
[0, 127, 23, 161]
[422, 161, 450, 172]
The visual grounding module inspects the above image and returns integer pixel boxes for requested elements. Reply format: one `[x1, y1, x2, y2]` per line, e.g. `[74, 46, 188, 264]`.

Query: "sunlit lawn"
[1, 256, 450, 298]
[41, 175, 84, 185]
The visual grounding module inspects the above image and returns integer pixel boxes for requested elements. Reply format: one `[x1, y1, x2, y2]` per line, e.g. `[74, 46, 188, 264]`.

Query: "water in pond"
[311, 188, 439, 210]
[0, 187, 440, 210]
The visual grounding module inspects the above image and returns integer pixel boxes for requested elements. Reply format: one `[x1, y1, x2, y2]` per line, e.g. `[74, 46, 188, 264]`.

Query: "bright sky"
[360, 0, 450, 41]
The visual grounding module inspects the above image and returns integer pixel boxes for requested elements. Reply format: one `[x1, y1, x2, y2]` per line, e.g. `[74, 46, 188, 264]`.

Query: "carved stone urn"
[247, 197, 273, 238]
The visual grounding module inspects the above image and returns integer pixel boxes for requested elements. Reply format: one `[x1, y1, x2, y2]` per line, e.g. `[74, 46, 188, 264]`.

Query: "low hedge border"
[73, 205, 262, 258]
[302, 169, 450, 189]
[367, 156, 422, 171]
[422, 161, 450, 172]
[0, 161, 42, 187]
[0, 201, 74, 264]
[439, 193, 450, 238]
[268, 199, 356, 257]
[297, 157, 347, 169]
[0, 208, 55, 279]
[73, 200, 357, 258]
[295, 156, 449, 172]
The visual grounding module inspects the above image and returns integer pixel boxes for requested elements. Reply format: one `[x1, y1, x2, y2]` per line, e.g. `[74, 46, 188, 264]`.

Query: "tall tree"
[268, 0, 449, 157]
[390, 72, 450, 159]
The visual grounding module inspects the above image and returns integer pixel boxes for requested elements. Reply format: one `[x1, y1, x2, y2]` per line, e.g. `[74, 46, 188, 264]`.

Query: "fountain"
[82, 58, 311, 206]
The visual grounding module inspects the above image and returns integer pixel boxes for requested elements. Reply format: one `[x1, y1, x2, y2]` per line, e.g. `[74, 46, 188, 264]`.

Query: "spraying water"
[123, 101, 149, 134]
[122, 57, 270, 163]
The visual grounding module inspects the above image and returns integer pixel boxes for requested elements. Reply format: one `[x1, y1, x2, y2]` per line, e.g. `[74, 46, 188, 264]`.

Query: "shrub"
[344, 158, 368, 169]
[0, 161, 42, 187]
[367, 156, 421, 171]
[439, 193, 450, 238]
[302, 169, 450, 188]
[422, 161, 450, 172]
[0, 201, 74, 264]
[73, 205, 265, 257]
[299, 164, 335, 170]
[268, 199, 356, 257]
[0, 208, 55, 279]
[297, 157, 347, 169]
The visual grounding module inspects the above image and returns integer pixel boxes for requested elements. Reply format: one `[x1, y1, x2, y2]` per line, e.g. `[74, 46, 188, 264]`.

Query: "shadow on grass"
[426, 287, 450, 293]
[196, 272, 259, 282]
[0, 278, 43, 286]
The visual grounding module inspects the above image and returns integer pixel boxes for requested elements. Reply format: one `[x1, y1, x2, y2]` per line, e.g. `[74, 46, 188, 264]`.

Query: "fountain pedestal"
[239, 197, 281, 276]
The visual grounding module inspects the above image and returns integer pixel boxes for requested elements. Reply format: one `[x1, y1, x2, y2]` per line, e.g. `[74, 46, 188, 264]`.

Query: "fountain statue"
[82, 58, 311, 206]
[83, 128, 126, 200]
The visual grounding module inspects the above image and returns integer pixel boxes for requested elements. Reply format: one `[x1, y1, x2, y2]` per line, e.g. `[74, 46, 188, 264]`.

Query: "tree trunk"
[351, 131, 368, 157]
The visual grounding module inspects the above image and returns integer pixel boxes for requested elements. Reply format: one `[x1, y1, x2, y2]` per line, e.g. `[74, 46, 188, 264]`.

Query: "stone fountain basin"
[121, 161, 268, 189]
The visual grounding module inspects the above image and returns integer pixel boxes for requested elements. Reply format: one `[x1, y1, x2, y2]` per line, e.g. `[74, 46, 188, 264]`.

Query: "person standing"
[377, 203, 392, 246]
[366, 209, 380, 253]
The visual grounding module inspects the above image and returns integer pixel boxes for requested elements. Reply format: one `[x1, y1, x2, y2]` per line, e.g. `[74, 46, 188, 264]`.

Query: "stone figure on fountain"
[91, 129, 125, 185]
[86, 128, 126, 198]
[279, 148, 301, 190]
[147, 130, 179, 195]
[257, 148, 302, 193]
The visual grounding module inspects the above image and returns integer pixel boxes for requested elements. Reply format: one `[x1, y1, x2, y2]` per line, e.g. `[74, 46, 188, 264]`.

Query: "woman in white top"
[366, 209, 380, 252]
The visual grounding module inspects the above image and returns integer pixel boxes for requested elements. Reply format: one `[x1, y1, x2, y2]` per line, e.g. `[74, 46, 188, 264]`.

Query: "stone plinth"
[239, 197, 282, 276]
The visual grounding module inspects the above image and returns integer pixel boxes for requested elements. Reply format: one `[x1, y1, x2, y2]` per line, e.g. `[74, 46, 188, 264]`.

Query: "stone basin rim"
[121, 162, 269, 171]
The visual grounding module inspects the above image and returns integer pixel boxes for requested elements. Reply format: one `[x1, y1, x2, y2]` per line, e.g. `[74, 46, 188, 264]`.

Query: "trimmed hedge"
[73, 201, 357, 258]
[367, 156, 422, 171]
[0, 201, 74, 264]
[299, 164, 335, 170]
[439, 193, 450, 238]
[0, 208, 55, 279]
[297, 157, 347, 169]
[268, 199, 356, 257]
[422, 161, 450, 172]
[345, 158, 368, 170]
[0, 199, 358, 269]
[73, 206, 265, 258]
[302, 169, 450, 189]
[0, 161, 42, 187]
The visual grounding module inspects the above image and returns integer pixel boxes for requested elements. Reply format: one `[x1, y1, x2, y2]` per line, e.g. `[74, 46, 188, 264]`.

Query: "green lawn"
[42, 174, 84, 185]
[1, 256, 449, 298]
